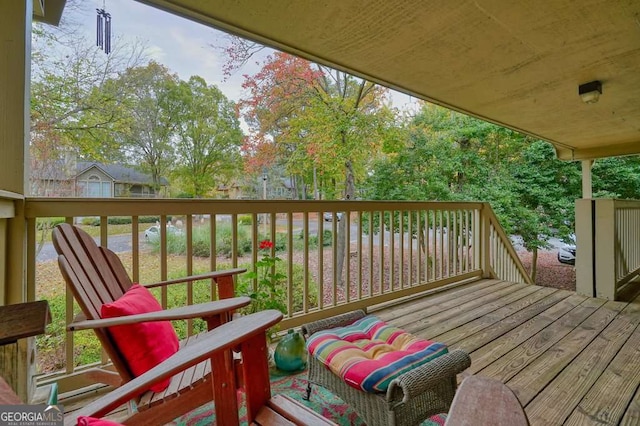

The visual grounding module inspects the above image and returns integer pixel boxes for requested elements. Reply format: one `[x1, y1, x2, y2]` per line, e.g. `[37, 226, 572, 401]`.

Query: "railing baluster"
[417, 210, 422, 284]
[160, 214, 168, 308]
[186, 215, 193, 336]
[302, 211, 309, 314]
[368, 211, 373, 297]
[210, 215, 217, 301]
[318, 212, 324, 310]
[408, 210, 413, 287]
[426, 209, 432, 282]
[357, 211, 363, 300]
[379, 211, 385, 294]
[332, 210, 338, 305]
[392, 210, 397, 290]
[345, 211, 351, 303]
[132, 216, 139, 283]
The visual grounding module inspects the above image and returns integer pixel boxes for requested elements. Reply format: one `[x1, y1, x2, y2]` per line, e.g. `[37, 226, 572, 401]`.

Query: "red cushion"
[101, 284, 179, 392]
[77, 417, 123, 426]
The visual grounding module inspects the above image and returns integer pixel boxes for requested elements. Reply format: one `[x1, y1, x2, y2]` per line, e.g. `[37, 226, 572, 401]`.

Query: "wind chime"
[96, 3, 112, 54]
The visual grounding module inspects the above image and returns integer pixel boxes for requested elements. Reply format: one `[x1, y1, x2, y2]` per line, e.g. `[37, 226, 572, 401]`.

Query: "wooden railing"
[576, 198, 640, 300]
[23, 198, 527, 392]
[485, 207, 532, 285]
[614, 201, 640, 289]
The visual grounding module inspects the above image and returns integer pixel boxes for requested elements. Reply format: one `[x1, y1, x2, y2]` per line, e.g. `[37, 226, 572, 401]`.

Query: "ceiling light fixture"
[578, 80, 602, 104]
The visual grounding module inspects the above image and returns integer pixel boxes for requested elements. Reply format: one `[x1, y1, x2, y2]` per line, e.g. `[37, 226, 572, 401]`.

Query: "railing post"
[575, 198, 594, 297]
[594, 199, 617, 300]
[479, 206, 492, 278]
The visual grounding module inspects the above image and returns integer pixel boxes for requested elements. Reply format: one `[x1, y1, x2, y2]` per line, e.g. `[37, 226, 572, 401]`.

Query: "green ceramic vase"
[274, 329, 308, 372]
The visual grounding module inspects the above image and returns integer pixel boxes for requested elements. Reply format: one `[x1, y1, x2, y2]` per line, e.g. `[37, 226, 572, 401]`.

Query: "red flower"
[259, 240, 273, 250]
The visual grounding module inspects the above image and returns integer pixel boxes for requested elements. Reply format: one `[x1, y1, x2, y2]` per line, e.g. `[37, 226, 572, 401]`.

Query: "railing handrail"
[483, 203, 533, 285]
[25, 197, 486, 217]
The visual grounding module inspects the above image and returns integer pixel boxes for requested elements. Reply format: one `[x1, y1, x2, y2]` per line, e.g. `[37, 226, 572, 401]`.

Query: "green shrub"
[139, 216, 160, 224]
[236, 261, 318, 316]
[238, 215, 253, 226]
[305, 229, 333, 248]
[148, 223, 252, 258]
[107, 216, 131, 225]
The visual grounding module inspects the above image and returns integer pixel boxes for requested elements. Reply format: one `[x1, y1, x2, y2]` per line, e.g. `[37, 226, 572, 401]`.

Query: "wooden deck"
[52, 278, 640, 425]
[373, 278, 640, 426]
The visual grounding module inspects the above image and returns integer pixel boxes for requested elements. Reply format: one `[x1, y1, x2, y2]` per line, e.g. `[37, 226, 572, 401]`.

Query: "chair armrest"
[386, 349, 471, 404]
[67, 297, 251, 331]
[64, 309, 283, 425]
[301, 310, 367, 338]
[143, 268, 246, 289]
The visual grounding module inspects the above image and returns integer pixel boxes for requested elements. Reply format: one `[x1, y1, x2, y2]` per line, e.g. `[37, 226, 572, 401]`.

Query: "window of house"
[78, 174, 112, 198]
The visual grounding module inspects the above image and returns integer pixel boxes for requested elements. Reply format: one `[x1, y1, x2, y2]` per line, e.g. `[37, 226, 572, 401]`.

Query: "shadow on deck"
[372, 278, 640, 425]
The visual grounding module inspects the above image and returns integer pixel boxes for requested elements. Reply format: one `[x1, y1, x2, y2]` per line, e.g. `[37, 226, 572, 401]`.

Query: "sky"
[68, 0, 418, 110]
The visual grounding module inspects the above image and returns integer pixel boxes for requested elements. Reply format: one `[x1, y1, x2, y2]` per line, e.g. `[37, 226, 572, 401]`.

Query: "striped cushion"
[307, 315, 448, 393]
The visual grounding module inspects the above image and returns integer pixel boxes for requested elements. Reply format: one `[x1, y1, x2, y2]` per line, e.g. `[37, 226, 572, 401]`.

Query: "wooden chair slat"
[74, 226, 126, 302]
[54, 234, 104, 318]
[101, 247, 133, 294]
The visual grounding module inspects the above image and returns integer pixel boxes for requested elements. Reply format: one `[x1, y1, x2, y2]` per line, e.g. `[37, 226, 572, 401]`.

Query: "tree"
[172, 76, 244, 197]
[113, 62, 180, 192]
[236, 50, 394, 283]
[367, 104, 582, 283]
[592, 156, 640, 199]
[509, 141, 580, 281]
[31, 4, 146, 164]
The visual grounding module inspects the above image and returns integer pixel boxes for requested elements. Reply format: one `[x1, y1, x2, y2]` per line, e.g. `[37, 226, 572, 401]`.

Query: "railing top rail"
[611, 199, 640, 209]
[24, 198, 486, 218]
[482, 204, 533, 285]
[0, 190, 24, 200]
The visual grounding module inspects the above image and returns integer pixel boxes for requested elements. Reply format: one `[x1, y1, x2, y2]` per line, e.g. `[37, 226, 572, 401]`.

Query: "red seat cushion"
[77, 417, 123, 426]
[101, 284, 179, 392]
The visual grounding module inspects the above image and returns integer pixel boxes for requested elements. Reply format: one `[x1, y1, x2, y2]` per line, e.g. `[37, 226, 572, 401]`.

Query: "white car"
[323, 212, 344, 222]
[557, 234, 576, 265]
[144, 225, 183, 240]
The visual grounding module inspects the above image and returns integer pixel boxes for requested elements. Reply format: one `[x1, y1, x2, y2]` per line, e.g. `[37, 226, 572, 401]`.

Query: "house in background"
[31, 161, 168, 198]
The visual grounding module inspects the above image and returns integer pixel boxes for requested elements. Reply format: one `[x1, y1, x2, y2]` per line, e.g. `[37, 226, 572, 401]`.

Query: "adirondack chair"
[52, 223, 249, 425]
[64, 310, 337, 426]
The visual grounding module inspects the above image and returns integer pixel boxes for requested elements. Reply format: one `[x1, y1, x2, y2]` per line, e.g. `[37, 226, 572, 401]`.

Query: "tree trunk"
[336, 158, 356, 286]
[313, 166, 319, 200]
[291, 174, 299, 200]
[531, 247, 538, 284]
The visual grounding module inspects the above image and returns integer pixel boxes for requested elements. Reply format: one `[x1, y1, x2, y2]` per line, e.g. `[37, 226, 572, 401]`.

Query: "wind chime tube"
[96, 9, 103, 49]
[105, 14, 111, 54]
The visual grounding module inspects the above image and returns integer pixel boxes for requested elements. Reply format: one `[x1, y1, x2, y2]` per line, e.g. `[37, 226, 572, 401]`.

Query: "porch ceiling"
[138, 0, 640, 161]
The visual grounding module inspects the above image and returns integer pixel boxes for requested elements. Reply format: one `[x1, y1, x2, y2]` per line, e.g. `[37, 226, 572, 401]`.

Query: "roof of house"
[77, 162, 169, 186]
[37, 161, 168, 186]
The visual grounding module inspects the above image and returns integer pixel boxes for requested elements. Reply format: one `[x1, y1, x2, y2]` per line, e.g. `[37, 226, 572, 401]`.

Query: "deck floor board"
[372, 278, 640, 425]
[564, 324, 640, 425]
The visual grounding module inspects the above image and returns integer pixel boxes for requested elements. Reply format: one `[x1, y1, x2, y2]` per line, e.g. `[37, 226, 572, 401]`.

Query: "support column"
[0, 0, 33, 402]
[581, 160, 594, 199]
[575, 199, 594, 297]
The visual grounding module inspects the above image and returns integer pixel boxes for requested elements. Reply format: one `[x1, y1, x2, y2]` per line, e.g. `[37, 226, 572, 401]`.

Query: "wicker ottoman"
[302, 310, 471, 426]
